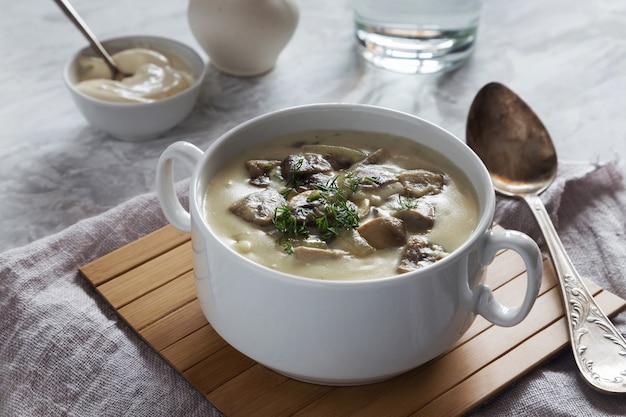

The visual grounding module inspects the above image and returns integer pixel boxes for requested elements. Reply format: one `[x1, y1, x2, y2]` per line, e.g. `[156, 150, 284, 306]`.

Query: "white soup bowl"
[156, 104, 542, 385]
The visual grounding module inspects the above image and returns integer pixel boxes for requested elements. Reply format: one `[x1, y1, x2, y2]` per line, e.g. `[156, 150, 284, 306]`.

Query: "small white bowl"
[63, 35, 206, 141]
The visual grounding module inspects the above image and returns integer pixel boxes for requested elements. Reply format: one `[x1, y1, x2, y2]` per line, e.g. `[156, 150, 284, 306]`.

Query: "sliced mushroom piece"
[297, 237, 329, 249]
[392, 200, 435, 232]
[301, 144, 367, 170]
[398, 169, 447, 197]
[281, 153, 333, 181]
[356, 198, 371, 218]
[245, 159, 281, 178]
[249, 176, 271, 187]
[293, 246, 350, 261]
[364, 181, 405, 206]
[334, 228, 375, 257]
[288, 190, 327, 224]
[284, 236, 329, 251]
[245, 159, 281, 187]
[357, 217, 406, 249]
[229, 188, 287, 226]
[361, 148, 386, 164]
[350, 164, 399, 189]
[308, 172, 334, 188]
[397, 236, 448, 273]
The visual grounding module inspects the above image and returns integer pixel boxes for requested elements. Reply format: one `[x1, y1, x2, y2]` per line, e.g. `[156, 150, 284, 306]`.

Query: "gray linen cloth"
[1, 161, 626, 416]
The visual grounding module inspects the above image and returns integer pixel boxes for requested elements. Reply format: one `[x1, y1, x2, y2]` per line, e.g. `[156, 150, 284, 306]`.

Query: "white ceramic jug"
[188, 0, 299, 76]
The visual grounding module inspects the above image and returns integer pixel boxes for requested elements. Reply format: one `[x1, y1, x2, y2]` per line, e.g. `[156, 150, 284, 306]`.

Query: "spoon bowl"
[467, 82, 626, 394]
[467, 82, 557, 196]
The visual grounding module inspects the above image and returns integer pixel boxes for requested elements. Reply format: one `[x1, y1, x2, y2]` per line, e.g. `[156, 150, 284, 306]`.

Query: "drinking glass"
[353, 0, 481, 74]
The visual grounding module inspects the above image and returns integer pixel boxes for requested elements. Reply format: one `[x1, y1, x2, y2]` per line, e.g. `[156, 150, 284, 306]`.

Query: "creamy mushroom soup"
[203, 130, 478, 280]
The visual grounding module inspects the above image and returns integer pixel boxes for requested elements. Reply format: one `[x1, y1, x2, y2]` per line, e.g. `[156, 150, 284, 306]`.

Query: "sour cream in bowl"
[64, 35, 206, 141]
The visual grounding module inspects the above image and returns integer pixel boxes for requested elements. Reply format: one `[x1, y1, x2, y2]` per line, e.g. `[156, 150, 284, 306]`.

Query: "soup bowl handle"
[156, 141, 204, 232]
[461, 229, 542, 327]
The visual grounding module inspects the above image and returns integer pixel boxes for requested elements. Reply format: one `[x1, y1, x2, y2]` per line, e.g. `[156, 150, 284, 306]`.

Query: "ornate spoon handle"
[524, 194, 626, 393]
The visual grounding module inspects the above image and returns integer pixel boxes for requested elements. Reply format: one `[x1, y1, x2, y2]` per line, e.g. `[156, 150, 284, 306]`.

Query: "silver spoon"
[466, 82, 626, 394]
[53, 0, 130, 80]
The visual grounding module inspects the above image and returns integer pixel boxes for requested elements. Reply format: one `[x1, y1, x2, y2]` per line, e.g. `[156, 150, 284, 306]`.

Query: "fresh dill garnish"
[273, 172, 362, 254]
[363, 176, 379, 185]
[315, 214, 333, 240]
[273, 205, 309, 239]
[311, 176, 360, 234]
[306, 191, 323, 202]
[282, 241, 295, 254]
[285, 157, 308, 190]
[343, 172, 361, 193]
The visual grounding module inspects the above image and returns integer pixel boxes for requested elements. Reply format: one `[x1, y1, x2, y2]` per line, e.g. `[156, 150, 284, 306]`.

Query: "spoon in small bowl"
[53, 0, 130, 80]
[466, 82, 626, 394]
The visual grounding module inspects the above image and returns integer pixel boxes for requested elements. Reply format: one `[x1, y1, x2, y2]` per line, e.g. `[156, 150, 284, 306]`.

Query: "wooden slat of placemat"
[140, 300, 207, 351]
[412, 289, 626, 417]
[80, 224, 190, 286]
[118, 270, 197, 330]
[97, 240, 194, 309]
[79, 225, 626, 417]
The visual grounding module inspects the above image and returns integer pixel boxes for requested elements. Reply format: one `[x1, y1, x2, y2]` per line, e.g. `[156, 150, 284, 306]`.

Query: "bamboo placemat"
[79, 224, 626, 416]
